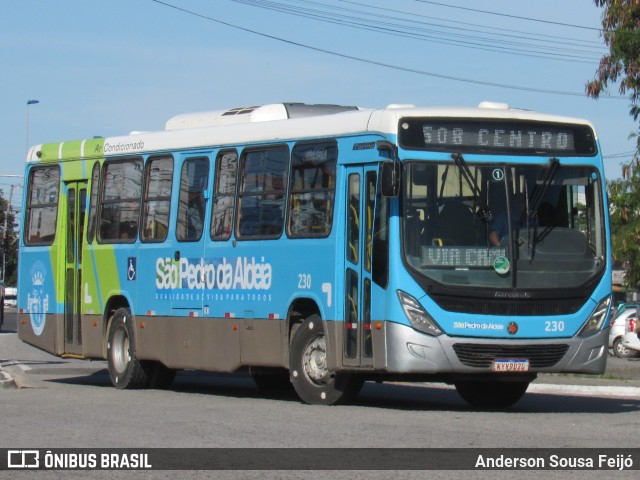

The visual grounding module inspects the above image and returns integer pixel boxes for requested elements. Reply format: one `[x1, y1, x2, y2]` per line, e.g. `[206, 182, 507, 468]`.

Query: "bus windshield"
[402, 160, 606, 290]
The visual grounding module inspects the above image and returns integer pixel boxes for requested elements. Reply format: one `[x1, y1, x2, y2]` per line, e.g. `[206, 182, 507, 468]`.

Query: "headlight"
[578, 295, 611, 337]
[397, 290, 442, 336]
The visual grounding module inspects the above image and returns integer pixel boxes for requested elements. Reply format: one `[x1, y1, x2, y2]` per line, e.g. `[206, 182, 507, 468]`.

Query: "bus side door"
[342, 166, 377, 368]
[63, 180, 87, 355]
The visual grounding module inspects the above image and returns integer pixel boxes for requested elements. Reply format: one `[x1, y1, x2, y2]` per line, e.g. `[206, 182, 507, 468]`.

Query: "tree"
[587, 1, 640, 116]
[0, 192, 19, 286]
[587, 1, 640, 171]
[608, 172, 640, 288]
[588, 1, 640, 288]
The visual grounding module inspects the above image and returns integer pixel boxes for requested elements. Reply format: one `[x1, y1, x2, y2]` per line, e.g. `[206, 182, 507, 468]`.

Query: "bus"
[18, 102, 611, 408]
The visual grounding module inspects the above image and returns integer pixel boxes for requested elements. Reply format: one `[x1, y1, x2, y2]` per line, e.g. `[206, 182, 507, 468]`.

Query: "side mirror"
[381, 161, 401, 197]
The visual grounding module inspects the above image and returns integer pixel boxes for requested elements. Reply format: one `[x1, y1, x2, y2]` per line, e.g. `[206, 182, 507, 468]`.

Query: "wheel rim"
[112, 326, 131, 374]
[302, 335, 331, 385]
[614, 339, 633, 357]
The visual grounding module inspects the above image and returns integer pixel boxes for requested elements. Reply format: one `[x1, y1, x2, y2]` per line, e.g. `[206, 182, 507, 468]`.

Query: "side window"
[211, 150, 237, 241]
[98, 158, 143, 243]
[25, 166, 60, 245]
[86, 162, 100, 243]
[287, 141, 337, 238]
[372, 176, 389, 288]
[365, 171, 377, 272]
[176, 157, 210, 242]
[141, 155, 173, 243]
[237, 146, 289, 239]
[346, 173, 360, 264]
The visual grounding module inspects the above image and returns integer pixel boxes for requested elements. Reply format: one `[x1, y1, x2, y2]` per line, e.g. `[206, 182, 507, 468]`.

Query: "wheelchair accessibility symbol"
[127, 257, 137, 281]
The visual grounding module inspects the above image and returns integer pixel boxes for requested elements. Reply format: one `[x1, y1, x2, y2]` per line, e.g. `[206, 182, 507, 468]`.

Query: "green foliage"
[608, 172, 640, 288]
[587, 0, 640, 107]
[589, 1, 640, 287]
[0, 192, 19, 285]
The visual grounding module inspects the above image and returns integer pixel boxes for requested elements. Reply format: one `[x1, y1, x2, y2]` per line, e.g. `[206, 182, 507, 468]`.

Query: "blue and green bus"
[18, 102, 611, 407]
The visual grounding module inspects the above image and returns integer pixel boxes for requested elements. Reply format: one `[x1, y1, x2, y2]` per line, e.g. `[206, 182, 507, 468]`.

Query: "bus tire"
[289, 314, 363, 405]
[107, 308, 151, 389]
[454, 380, 530, 409]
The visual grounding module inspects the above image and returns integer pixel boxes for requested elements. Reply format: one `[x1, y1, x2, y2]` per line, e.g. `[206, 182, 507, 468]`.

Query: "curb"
[411, 381, 640, 400]
[0, 368, 16, 389]
[528, 383, 640, 399]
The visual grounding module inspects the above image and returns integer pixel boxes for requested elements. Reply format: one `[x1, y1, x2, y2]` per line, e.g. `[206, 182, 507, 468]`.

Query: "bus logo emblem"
[507, 322, 519, 335]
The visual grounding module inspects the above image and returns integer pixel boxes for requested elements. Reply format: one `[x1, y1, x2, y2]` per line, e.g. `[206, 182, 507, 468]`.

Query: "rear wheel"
[454, 380, 530, 409]
[107, 308, 151, 389]
[613, 337, 639, 358]
[289, 315, 363, 405]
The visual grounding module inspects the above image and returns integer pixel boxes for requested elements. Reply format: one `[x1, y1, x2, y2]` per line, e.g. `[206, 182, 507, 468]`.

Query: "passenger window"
[346, 173, 360, 264]
[237, 146, 289, 239]
[176, 157, 209, 242]
[86, 162, 100, 244]
[141, 155, 173, 243]
[287, 142, 337, 238]
[25, 166, 60, 245]
[98, 158, 143, 243]
[211, 150, 237, 241]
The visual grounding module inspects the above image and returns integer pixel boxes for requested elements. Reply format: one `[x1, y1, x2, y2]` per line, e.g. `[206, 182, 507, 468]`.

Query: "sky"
[1, 0, 638, 208]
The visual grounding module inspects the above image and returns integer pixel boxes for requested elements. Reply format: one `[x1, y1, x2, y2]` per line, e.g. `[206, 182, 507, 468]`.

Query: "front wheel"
[289, 315, 363, 405]
[455, 380, 530, 409]
[107, 308, 151, 389]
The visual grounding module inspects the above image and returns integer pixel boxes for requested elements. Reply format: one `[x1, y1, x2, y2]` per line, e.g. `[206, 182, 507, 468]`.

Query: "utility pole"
[26, 99, 40, 155]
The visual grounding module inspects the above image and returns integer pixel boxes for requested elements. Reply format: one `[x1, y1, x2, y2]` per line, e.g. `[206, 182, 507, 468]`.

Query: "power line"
[322, 0, 606, 51]
[604, 150, 637, 159]
[232, 0, 602, 64]
[413, 0, 601, 32]
[337, 0, 605, 47]
[149, 0, 624, 99]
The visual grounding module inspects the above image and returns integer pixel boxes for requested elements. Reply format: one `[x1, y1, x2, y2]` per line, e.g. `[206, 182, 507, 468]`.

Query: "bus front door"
[63, 181, 87, 356]
[343, 166, 377, 368]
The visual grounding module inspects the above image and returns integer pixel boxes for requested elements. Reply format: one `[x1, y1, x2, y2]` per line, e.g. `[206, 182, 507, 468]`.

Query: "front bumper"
[381, 321, 607, 375]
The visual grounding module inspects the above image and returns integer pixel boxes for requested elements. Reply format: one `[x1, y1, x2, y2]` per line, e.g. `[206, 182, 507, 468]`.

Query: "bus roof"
[27, 102, 597, 163]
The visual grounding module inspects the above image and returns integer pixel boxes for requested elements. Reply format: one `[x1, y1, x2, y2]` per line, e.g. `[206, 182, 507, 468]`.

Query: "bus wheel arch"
[102, 296, 131, 358]
[286, 298, 322, 348]
[106, 306, 151, 389]
[103, 297, 176, 389]
[288, 313, 363, 405]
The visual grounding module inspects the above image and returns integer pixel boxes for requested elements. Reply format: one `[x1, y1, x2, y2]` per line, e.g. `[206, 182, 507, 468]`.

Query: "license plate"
[491, 359, 530, 372]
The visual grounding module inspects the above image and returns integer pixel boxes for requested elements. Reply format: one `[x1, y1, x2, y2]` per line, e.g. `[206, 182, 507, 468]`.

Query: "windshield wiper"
[524, 157, 560, 257]
[527, 157, 560, 222]
[451, 153, 492, 222]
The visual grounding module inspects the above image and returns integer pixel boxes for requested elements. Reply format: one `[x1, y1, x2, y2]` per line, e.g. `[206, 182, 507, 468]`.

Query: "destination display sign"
[399, 118, 597, 156]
